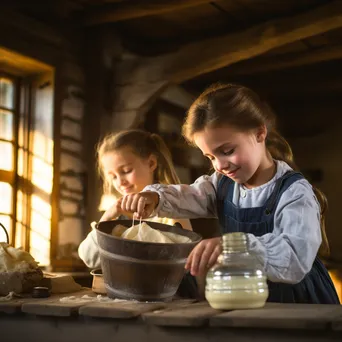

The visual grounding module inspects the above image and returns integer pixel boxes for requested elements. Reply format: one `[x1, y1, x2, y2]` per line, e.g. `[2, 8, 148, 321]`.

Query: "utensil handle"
[0, 222, 9, 244]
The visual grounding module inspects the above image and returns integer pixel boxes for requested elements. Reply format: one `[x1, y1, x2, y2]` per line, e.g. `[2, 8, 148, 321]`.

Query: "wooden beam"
[0, 47, 52, 76]
[226, 45, 342, 75]
[116, 1, 342, 84]
[0, 10, 65, 47]
[85, 0, 212, 26]
[156, 99, 188, 120]
[167, 1, 342, 82]
[160, 85, 195, 109]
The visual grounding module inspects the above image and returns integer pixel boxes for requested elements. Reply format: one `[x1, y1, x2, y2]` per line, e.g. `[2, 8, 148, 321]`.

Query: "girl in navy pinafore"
[118, 83, 340, 304]
[217, 171, 339, 304]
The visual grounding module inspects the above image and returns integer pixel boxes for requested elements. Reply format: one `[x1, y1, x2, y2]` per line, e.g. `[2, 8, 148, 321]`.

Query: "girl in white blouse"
[116, 84, 339, 304]
[78, 129, 191, 269]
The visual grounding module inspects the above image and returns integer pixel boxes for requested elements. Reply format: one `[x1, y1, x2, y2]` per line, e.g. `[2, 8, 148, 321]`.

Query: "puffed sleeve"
[78, 224, 101, 269]
[143, 173, 221, 219]
[247, 179, 322, 284]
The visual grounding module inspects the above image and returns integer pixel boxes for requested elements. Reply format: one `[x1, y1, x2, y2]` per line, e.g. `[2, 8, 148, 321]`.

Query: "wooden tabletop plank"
[210, 303, 342, 330]
[142, 301, 221, 327]
[0, 297, 27, 314]
[331, 313, 342, 331]
[79, 301, 165, 319]
[0, 290, 90, 315]
[79, 298, 195, 319]
[21, 289, 96, 317]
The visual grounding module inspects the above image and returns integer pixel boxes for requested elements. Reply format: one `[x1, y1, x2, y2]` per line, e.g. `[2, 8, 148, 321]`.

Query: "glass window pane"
[16, 190, 23, 222]
[15, 191, 26, 248]
[0, 109, 13, 140]
[0, 215, 11, 243]
[32, 155, 53, 193]
[18, 115, 25, 147]
[30, 194, 51, 266]
[15, 222, 24, 249]
[0, 182, 12, 214]
[31, 80, 54, 194]
[31, 194, 51, 240]
[30, 230, 49, 266]
[0, 141, 13, 170]
[0, 78, 14, 110]
[17, 147, 25, 177]
[33, 83, 53, 141]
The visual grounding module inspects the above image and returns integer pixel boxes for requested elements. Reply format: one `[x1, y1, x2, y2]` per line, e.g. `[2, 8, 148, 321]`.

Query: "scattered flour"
[59, 294, 135, 303]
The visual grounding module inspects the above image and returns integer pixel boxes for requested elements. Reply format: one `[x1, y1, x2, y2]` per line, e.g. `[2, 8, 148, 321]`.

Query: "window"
[0, 59, 55, 267]
[18, 74, 54, 266]
[0, 75, 16, 244]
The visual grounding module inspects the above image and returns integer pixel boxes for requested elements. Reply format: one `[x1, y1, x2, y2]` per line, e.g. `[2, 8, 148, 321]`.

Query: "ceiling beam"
[160, 85, 195, 109]
[0, 10, 65, 47]
[84, 0, 212, 26]
[116, 1, 342, 84]
[226, 44, 342, 75]
[166, 1, 342, 82]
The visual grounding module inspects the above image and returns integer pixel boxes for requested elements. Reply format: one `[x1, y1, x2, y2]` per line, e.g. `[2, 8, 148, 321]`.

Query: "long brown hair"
[97, 129, 180, 198]
[183, 83, 329, 257]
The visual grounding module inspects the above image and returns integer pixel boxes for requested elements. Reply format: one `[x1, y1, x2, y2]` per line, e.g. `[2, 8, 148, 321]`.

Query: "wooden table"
[1, 289, 342, 342]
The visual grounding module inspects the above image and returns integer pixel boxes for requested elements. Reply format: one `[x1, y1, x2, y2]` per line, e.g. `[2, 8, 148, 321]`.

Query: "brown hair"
[97, 129, 180, 198]
[183, 83, 329, 257]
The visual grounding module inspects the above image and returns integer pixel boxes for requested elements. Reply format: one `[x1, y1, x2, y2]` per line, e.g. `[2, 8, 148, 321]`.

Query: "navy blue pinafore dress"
[217, 171, 340, 304]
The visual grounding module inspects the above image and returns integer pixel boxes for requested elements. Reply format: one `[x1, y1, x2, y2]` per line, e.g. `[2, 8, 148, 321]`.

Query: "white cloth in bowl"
[112, 222, 191, 244]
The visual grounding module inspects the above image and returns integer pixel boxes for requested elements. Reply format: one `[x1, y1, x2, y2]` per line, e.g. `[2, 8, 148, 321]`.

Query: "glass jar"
[205, 232, 268, 310]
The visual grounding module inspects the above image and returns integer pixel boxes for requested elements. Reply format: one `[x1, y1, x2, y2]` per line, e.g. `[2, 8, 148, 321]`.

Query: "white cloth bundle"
[112, 222, 191, 244]
[0, 243, 39, 273]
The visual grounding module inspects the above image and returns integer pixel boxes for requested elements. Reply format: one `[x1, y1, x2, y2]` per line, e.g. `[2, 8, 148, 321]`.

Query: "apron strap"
[264, 171, 304, 215]
[217, 175, 234, 202]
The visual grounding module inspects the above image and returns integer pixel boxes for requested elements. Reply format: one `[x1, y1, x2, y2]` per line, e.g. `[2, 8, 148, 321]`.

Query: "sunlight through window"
[0, 109, 13, 140]
[0, 182, 12, 214]
[1, 51, 54, 267]
[0, 141, 13, 171]
[31, 153, 53, 193]
[29, 194, 51, 266]
[0, 78, 14, 110]
[0, 215, 11, 243]
[30, 230, 50, 266]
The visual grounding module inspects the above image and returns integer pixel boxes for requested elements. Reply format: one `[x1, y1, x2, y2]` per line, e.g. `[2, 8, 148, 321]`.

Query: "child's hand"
[120, 191, 159, 219]
[99, 199, 124, 222]
[185, 237, 222, 276]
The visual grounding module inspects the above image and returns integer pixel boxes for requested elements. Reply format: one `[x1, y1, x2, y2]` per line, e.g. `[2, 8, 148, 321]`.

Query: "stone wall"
[58, 69, 87, 261]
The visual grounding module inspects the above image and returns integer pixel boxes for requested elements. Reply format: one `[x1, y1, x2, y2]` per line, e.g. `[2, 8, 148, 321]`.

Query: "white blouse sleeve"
[247, 179, 322, 284]
[143, 173, 221, 219]
[78, 228, 101, 269]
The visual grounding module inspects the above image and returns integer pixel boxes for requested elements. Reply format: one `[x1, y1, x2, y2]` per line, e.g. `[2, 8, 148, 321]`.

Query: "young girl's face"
[194, 125, 267, 185]
[101, 146, 157, 196]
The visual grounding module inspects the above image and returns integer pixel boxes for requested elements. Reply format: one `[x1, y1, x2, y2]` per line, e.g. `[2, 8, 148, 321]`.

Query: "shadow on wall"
[290, 124, 342, 262]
